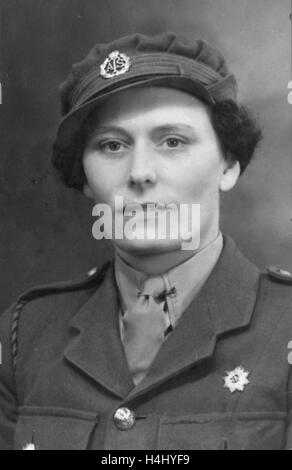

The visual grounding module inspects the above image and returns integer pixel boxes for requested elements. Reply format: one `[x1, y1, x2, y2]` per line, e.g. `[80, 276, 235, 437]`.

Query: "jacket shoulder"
[1, 261, 112, 371]
[256, 266, 292, 320]
[266, 266, 292, 285]
[259, 266, 292, 299]
[14, 261, 112, 306]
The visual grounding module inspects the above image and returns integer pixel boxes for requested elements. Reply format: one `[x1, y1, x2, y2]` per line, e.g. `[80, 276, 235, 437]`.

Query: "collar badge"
[224, 366, 250, 393]
[100, 50, 131, 79]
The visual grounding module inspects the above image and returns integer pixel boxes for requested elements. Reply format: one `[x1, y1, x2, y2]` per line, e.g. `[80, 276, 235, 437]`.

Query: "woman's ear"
[219, 159, 241, 192]
[83, 183, 95, 199]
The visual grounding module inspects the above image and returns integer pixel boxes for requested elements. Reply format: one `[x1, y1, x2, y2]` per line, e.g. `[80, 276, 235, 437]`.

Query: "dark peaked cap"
[57, 32, 238, 147]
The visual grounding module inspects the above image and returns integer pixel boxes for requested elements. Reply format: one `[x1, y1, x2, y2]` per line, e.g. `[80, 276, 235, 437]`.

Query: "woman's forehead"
[92, 86, 210, 128]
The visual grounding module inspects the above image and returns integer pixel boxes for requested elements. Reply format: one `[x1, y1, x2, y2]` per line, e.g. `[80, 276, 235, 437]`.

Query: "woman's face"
[82, 87, 239, 255]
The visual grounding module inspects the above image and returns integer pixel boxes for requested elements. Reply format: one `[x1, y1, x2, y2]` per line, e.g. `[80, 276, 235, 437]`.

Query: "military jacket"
[0, 236, 291, 450]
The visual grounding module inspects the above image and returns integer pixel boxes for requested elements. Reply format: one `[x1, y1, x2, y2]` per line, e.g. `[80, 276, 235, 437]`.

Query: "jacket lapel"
[126, 235, 260, 400]
[64, 263, 135, 399]
[64, 236, 260, 401]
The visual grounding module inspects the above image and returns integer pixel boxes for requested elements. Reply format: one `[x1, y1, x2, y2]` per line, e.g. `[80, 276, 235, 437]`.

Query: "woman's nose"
[128, 143, 157, 189]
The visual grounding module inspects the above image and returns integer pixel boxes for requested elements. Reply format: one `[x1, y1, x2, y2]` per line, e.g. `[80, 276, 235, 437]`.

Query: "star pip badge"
[224, 366, 250, 393]
[100, 50, 131, 79]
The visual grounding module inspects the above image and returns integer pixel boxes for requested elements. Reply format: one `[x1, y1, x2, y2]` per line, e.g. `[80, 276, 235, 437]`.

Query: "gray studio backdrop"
[0, 0, 291, 311]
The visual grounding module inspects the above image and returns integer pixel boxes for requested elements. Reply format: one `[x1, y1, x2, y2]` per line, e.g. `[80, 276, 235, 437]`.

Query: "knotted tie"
[122, 276, 170, 385]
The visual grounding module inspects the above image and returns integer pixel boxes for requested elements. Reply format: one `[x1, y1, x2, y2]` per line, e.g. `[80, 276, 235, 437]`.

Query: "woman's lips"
[123, 202, 170, 214]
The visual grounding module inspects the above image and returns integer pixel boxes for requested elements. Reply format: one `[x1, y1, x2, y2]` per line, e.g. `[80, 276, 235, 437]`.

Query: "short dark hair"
[51, 99, 262, 191]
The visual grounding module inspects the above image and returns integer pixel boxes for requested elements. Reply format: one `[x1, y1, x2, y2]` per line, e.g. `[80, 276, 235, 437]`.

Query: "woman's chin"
[113, 236, 183, 256]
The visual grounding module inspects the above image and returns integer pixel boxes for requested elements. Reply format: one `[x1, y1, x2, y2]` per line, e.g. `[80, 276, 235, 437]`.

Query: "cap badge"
[224, 366, 250, 393]
[100, 50, 131, 79]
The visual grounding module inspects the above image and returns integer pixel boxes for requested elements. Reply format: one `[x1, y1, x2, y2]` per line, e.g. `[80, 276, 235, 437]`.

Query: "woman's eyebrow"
[90, 124, 196, 139]
[91, 126, 130, 136]
[150, 124, 195, 135]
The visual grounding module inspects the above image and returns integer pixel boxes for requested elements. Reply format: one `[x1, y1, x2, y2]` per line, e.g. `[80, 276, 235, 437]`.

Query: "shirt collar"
[114, 233, 223, 328]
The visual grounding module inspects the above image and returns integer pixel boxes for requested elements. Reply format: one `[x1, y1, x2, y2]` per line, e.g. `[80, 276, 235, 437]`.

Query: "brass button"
[87, 267, 97, 277]
[113, 407, 136, 430]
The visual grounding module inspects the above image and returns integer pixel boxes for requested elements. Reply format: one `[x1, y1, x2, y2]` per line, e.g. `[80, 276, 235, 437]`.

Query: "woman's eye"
[106, 142, 122, 152]
[161, 138, 185, 149]
[98, 140, 126, 152]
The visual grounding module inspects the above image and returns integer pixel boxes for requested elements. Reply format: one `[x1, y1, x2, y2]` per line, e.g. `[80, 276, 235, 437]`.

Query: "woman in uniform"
[0, 32, 291, 450]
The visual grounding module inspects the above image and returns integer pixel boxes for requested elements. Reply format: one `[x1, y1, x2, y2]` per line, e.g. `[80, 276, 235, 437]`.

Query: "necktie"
[121, 276, 169, 385]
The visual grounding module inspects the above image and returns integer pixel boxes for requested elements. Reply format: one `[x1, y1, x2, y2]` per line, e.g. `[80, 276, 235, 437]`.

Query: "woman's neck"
[114, 229, 221, 275]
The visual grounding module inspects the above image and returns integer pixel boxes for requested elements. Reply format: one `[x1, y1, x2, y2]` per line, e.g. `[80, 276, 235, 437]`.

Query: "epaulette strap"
[11, 261, 111, 372]
[267, 265, 292, 284]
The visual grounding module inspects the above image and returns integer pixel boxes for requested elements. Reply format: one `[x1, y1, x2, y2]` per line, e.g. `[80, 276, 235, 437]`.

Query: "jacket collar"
[64, 235, 260, 400]
[115, 232, 223, 329]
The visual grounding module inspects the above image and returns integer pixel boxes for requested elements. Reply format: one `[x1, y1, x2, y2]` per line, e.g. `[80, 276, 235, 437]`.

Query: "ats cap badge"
[100, 50, 131, 79]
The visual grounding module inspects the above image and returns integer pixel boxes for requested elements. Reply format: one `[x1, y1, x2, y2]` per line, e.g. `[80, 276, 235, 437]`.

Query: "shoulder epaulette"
[11, 261, 112, 371]
[267, 265, 292, 284]
[15, 261, 111, 304]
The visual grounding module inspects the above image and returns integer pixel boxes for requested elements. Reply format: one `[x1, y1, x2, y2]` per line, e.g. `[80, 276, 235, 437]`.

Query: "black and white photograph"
[0, 0, 291, 451]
